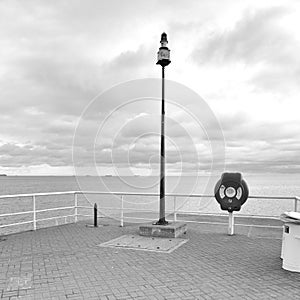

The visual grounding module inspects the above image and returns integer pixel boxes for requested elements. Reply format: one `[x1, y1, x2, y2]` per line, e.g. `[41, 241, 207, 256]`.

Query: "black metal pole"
[94, 203, 98, 227]
[157, 66, 167, 225]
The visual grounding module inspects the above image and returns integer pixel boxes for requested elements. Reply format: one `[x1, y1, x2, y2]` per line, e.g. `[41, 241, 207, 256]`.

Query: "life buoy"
[214, 173, 249, 212]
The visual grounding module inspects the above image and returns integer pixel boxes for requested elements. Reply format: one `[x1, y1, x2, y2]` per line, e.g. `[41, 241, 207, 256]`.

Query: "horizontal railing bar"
[76, 206, 94, 209]
[76, 191, 298, 200]
[92, 208, 280, 219]
[223, 213, 279, 219]
[182, 220, 228, 225]
[122, 208, 158, 212]
[0, 190, 298, 201]
[92, 206, 122, 211]
[0, 220, 33, 228]
[119, 215, 283, 229]
[0, 210, 34, 217]
[0, 191, 77, 200]
[37, 215, 75, 222]
[36, 206, 74, 213]
[234, 224, 282, 229]
[77, 191, 214, 198]
[173, 211, 281, 219]
[77, 214, 93, 217]
[174, 219, 282, 229]
[76, 191, 215, 198]
[175, 212, 282, 219]
[73, 206, 281, 220]
[248, 195, 297, 200]
[96, 207, 157, 212]
[174, 211, 237, 217]
[85, 215, 108, 218]
[76, 191, 158, 196]
[122, 216, 154, 221]
[75, 205, 282, 219]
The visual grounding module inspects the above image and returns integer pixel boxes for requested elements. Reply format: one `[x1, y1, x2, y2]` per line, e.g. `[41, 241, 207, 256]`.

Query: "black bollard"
[94, 203, 98, 227]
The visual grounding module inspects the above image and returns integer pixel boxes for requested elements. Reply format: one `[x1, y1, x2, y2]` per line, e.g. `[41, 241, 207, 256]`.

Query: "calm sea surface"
[0, 174, 299, 217]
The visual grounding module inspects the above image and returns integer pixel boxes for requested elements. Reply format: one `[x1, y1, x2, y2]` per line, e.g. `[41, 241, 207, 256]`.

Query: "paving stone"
[0, 220, 299, 299]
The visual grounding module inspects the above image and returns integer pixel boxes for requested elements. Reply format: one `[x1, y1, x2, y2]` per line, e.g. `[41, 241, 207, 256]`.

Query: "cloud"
[0, 0, 161, 175]
[192, 7, 290, 64]
[0, 142, 71, 167]
[220, 116, 300, 173]
[0, 1, 299, 175]
[192, 6, 300, 92]
[70, 78, 225, 176]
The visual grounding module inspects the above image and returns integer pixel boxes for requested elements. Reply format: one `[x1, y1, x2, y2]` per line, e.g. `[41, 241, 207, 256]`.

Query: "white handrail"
[74, 190, 299, 200]
[0, 220, 34, 229]
[0, 211, 34, 217]
[0, 190, 299, 235]
[0, 190, 298, 200]
[0, 191, 76, 199]
[36, 206, 74, 213]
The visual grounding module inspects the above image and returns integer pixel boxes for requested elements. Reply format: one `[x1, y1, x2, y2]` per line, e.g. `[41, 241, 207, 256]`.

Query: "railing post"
[33, 195, 37, 231]
[94, 203, 98, 227]
[173, 196, 177, 222]
[294, 197, 298, 212]
[74, 193, 78, 223]
[228, 211, 234, 235]
[120, 195, 124, 227]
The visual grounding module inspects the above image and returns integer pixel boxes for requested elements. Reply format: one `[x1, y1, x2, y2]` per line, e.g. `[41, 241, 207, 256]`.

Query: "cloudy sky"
[0, 0, 299, 176]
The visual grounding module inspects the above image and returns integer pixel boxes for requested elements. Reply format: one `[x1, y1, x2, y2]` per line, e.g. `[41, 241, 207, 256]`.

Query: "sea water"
[0, 174, 299, 217]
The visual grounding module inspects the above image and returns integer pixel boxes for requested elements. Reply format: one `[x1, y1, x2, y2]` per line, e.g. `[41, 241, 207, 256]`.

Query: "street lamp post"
[156, 32, 171, 225]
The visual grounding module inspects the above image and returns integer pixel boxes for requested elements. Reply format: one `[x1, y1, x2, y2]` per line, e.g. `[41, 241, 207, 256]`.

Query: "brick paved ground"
[0, 219, 299, 300]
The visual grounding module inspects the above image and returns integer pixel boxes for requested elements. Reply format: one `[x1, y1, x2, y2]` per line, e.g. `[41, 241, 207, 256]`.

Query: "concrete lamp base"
[139, 222, 187, 238]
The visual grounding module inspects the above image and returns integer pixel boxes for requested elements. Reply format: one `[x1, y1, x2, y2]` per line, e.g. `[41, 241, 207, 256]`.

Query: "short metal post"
[120, 195, 124, 227]
[173, 196, 177, 222]
[94, 203, 98, 227]
[74, 193, 78, 223]
[33, 195, 37, 231]
[228, 211, 234, 235]
[294, 198, 298, 212]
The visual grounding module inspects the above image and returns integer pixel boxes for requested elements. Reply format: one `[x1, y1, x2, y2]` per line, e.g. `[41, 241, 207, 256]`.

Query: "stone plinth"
[139, 222, 187, 238]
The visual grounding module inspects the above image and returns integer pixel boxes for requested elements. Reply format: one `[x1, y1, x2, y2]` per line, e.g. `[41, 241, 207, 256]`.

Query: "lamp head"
[157, 32, 171, 67]
[160, 32, 168, 46]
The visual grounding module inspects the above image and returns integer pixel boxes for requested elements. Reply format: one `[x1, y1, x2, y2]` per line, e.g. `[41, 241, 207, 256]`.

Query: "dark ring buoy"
[214, 173, 249, 212]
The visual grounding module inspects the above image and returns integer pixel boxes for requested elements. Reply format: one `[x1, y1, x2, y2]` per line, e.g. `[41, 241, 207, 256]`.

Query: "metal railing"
[0, 191, 76, 230]
[0, 191, 299, 235]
